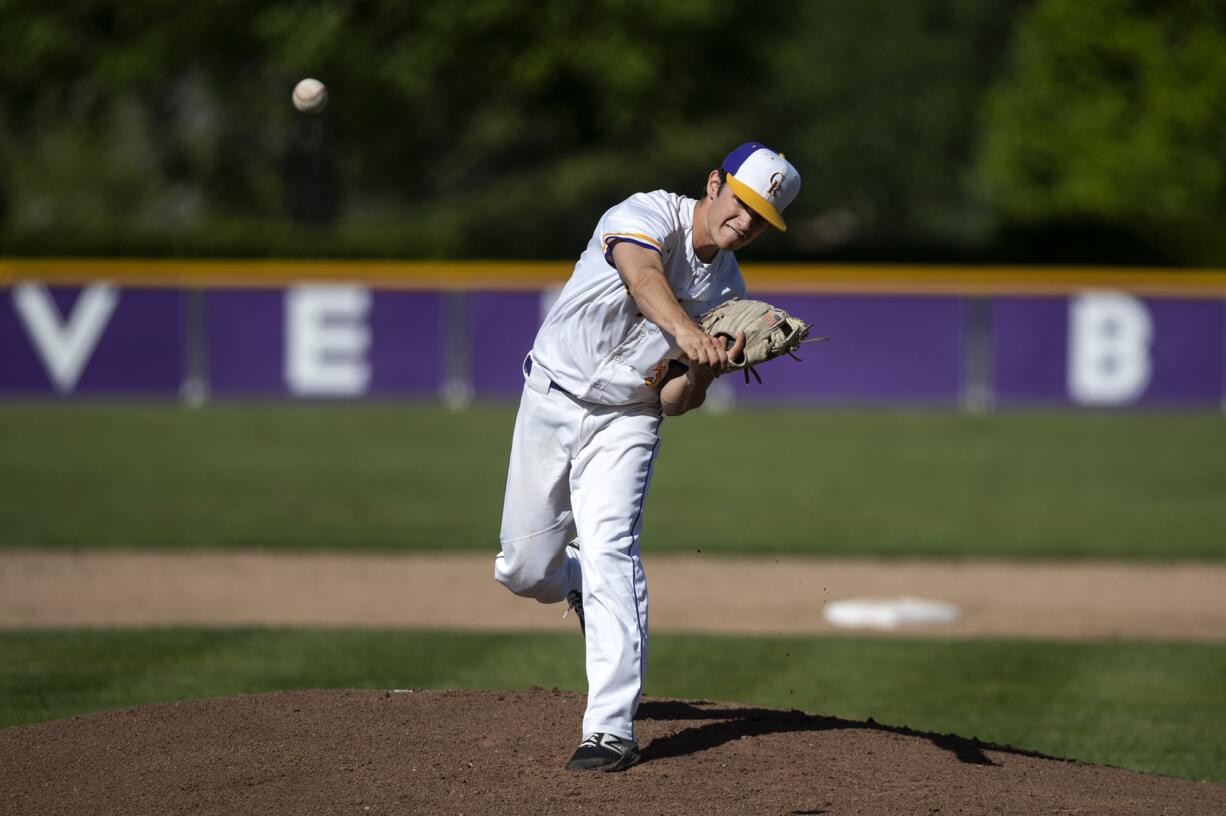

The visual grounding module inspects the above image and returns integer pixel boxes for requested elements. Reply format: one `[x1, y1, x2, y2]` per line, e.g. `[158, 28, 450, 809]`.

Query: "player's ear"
[706, 169, 722, 200]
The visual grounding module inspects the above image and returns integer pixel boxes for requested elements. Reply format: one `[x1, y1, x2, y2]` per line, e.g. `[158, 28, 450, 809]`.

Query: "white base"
[824, 596, 961, 629]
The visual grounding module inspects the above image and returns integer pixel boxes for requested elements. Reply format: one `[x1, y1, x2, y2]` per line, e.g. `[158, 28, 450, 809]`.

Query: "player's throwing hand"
[675, 323, 732, 373]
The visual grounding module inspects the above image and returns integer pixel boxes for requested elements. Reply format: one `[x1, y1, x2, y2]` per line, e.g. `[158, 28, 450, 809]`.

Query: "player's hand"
[696, 332, 746, 378]
[675, 323, 731, 373]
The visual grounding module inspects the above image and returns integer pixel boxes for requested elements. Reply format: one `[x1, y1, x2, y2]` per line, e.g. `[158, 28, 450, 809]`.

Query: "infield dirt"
[3, 551, 1225, 639]
[4, 687, 1224, 816]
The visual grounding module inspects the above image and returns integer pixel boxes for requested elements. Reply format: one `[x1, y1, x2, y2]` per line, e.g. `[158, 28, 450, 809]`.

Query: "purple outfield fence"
[2, 281, 1224, 409]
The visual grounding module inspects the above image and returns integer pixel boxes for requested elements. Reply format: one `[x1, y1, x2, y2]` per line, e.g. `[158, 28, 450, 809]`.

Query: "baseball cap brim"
[725, 174, 788, 231]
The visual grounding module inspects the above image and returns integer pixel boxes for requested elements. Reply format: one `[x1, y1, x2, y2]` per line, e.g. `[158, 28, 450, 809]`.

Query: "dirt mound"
[2, 688, 1221, 815]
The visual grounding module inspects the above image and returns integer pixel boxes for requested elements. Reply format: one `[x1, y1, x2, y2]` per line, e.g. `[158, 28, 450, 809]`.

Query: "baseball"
[292, 78, 328, 113]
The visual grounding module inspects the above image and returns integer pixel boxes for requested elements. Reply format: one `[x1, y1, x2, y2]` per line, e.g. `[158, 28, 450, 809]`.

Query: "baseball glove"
[697, 297, 824, 384]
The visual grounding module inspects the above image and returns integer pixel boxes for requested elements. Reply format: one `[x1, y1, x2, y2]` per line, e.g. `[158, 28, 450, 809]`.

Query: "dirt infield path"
[3, 551, 1224, 640]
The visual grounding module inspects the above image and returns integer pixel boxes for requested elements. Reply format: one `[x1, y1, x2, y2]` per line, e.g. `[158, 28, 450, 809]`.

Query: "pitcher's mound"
[2, 688, 1221, 815]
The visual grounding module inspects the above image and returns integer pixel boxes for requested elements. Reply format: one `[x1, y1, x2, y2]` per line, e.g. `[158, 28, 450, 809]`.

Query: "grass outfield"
[1, 628, 1223, 782]
[1, 403, 1224, 558]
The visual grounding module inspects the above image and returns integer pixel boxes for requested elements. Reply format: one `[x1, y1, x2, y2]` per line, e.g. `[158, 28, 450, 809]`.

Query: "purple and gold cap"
[721, 142, 801, 231]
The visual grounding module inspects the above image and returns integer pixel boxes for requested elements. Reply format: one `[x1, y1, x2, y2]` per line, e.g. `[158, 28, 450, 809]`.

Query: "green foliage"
[5, 0, 1226, 260]
[1, 404, 1224, 558]
[0, 0, 1020, 258]
[0, 1, 758, 254]
[749, 0, 1016, 249]
[978, 0, 1226, 260]
[2, 628, 1224, 782]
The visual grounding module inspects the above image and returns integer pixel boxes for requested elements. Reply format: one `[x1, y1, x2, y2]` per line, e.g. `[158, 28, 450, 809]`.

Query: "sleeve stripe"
[602, 233, 664, 267]
[602, 232, 664, 252]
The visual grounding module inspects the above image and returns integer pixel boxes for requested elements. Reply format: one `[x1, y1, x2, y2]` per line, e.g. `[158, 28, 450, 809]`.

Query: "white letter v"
[12, 284, 120, 393]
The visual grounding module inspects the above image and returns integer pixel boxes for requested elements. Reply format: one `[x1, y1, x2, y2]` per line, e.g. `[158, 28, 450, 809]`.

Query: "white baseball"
[292, 78, 328, 113]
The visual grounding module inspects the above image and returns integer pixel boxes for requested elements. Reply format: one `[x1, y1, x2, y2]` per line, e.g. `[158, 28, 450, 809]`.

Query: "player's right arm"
[658, 330, 745, 416]
[610, 241, 731, 372]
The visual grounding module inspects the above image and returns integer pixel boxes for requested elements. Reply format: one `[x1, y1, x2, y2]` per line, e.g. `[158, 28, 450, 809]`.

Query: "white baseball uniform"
[495, 189, 745, 742]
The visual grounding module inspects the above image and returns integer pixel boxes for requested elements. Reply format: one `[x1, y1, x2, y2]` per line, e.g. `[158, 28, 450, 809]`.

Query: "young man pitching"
[494, 142, 801, 771]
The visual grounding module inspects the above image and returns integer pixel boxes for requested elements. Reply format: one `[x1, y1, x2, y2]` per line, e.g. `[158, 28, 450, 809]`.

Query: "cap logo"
[767, 172, 784, 199]
[720, 142, 800, 231]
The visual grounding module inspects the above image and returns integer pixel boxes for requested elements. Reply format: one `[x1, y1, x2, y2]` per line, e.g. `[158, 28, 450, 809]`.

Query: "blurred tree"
[276, 0, 768, 254]
[13, 0, 1212, 263]
[978, 0, 1226, 263]
[0, 0, 771, 255]
[0, 0, 284, 234]
[746, 0, 1021, 257]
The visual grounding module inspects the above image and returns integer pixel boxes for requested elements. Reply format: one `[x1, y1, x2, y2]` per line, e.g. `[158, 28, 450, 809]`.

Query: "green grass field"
[4, 403, 1224, 785]
[2, 629, 1223, 783]
[2, 401, 1226, 558]
[1, 403, 1224, 557]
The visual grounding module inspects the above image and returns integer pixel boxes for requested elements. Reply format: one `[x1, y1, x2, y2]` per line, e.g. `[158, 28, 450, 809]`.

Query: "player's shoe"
[563, 590, 585, 635]
[564, 732, 641, 772]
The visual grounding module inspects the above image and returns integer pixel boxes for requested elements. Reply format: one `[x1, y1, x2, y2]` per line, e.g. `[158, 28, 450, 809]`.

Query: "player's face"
[707, 180, 769, 251]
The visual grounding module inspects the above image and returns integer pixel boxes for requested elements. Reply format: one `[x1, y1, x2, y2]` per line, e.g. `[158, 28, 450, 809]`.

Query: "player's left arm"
[659, 332, 744, 416]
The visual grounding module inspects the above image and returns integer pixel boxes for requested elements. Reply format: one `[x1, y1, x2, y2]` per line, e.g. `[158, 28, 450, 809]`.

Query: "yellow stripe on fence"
[0, 259, 572, 290]
[3, 258, 1226, 297]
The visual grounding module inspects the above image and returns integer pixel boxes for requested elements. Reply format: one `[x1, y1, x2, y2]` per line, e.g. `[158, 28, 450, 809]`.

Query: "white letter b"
[1067, 291, 1153, 405]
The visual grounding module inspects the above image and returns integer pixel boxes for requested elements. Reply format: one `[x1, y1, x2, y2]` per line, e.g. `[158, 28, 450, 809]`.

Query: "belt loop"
[525, 354, 552, 395]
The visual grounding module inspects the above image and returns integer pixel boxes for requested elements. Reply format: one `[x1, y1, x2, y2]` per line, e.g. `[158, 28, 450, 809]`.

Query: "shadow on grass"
[637, 699, 1063, 769]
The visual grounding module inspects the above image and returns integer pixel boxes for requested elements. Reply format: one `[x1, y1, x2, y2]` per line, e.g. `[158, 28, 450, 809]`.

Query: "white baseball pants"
[495, 359, 660, 741]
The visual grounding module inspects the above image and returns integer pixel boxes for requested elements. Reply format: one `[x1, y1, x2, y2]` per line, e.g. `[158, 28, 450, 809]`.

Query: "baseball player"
[494, 142, 801, 771]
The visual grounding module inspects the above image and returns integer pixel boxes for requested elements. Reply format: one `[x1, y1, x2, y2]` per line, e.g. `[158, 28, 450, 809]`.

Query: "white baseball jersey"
[497, 187, 748, 745]
[530, 189, 746, 405]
